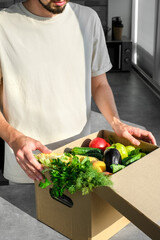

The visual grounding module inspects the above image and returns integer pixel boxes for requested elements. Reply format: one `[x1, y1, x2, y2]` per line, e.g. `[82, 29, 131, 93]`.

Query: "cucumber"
[71, 147, 102, 155]
[71, 147, 103, 160]
[84, 152, 103, 160]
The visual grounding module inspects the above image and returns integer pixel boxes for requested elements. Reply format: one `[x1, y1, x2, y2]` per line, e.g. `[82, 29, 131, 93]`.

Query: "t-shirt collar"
[18, 2, 70, 22]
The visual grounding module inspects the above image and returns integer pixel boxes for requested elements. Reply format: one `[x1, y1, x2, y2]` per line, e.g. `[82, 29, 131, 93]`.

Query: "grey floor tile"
[0, 196, 69, 240]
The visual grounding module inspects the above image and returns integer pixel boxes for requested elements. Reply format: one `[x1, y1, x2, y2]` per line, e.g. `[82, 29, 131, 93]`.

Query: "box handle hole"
[49, 189, 73, 208]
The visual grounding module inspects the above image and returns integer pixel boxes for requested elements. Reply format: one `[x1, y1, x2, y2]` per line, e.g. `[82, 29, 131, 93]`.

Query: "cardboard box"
[35, 130, 160, 240]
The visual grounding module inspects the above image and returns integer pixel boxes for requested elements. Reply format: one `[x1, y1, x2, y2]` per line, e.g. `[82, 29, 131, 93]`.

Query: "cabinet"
[106, 38, 132, 72]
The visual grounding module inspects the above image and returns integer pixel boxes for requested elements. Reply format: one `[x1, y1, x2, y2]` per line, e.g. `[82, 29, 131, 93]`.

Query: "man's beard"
[38, 0, 68, 14]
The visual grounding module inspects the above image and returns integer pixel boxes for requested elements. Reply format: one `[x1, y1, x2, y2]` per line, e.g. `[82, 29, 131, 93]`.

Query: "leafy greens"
[38, 154, 112, 198]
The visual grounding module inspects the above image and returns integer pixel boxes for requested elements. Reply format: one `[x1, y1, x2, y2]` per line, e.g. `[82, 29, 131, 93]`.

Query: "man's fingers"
[36, 141, 52, 154]
[25, 150, 43, 171]
[16, 149, 43, 181]
[138, 131, 156, 145]
[24, 151, 44, 180]
[121, 130, 140, 146]
[16, 156, 40, 181]
[12, 135, 51, 181]
[128, 128, 157, 145]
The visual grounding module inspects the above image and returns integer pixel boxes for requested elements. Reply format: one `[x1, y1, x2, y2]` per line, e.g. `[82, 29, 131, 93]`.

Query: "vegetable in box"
[35, 136, 148, 199]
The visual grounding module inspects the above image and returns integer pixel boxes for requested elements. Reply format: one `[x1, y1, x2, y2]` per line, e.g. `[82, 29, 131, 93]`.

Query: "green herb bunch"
[39, 154, 112, 198]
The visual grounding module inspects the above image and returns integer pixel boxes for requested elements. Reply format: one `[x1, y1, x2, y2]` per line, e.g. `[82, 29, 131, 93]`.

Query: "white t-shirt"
[0, 2, 112, 183]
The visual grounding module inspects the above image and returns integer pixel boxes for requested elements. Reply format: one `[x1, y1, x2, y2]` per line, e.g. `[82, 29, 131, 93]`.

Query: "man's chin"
[38, 0, 68, 15]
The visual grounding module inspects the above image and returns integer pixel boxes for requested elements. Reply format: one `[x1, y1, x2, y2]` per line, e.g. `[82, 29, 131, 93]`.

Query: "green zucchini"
[84, 152, 103, 160]
[71, 147, 103, 160]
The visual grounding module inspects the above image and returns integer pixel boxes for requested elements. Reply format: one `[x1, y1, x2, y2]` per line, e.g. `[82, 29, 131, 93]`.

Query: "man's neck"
[23, 0, 56, 18]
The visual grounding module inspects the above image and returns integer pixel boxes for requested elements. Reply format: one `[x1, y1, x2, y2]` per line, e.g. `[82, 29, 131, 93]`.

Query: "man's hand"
[9, 133, 52, 181]
[112, 118, 156, 146]
[91, 74, 156, 146]
[0, 103, 51, 181]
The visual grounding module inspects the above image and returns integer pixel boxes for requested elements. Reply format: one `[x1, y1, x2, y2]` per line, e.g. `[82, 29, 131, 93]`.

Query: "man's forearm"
[91, 73, 120, 130]
[91, 73, 156, 145]
[0, 75, 21, 146]
[0, 111, 22, 146]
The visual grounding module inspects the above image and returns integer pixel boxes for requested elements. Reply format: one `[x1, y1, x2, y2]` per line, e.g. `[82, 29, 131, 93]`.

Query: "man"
[0, 0, 156, 183]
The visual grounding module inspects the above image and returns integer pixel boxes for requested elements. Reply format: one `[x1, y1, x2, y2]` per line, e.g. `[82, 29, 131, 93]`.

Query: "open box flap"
[95, 147, 160, 239]
[43, 129, 160, 238]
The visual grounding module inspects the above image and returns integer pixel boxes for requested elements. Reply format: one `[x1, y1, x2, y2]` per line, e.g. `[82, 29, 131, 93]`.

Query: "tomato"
[103, 171, 113, 176]
[89, 137, 110, 151]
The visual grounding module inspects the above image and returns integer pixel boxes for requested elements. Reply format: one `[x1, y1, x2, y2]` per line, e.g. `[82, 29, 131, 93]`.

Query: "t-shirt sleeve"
[91, 13, 112, 77]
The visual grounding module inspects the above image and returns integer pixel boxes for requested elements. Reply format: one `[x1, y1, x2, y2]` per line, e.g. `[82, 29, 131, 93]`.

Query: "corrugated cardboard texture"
[95, 131, 160, 238]
[35, 130, 160, 239]
[35, 130, 130, 240]
[35, 181, 129, 240]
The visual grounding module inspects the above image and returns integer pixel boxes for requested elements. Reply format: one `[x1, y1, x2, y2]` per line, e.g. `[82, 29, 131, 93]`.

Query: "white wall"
[108, 0, 132, 39]
[137, 0, 156, 55]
